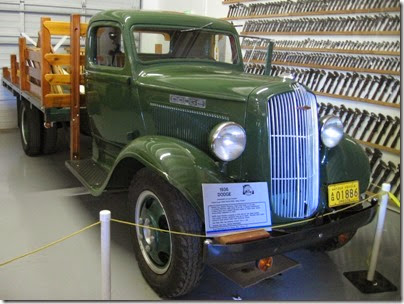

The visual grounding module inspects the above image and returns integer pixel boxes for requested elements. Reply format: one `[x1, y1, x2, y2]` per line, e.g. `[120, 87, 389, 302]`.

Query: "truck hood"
[136, 64, 291, 102]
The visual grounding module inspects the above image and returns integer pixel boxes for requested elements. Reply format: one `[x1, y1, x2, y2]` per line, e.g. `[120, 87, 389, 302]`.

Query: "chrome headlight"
[320, 115, 344, 148]
[209, 122, 246, 161]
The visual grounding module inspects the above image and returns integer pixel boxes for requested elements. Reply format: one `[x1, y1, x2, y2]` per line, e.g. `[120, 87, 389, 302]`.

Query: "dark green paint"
[78, 10, 371, 224]
[114, 136, 230, 216]
[264, 41, 274, 76]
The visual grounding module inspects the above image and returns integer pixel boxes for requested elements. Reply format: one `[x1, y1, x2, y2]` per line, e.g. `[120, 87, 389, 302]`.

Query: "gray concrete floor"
[0, 85, 401, 300]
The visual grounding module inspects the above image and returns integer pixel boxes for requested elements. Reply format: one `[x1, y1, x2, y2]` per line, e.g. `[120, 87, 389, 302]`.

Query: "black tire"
[41, 118, 58, 154]
[16, 96, 21, 128]
[128, 168, 204, 298]
[20, 100, 42, 156]
[309, 230, 357, 252]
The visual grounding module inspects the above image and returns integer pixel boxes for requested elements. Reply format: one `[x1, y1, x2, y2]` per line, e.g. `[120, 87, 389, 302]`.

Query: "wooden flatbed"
[2, 14, 87, 159]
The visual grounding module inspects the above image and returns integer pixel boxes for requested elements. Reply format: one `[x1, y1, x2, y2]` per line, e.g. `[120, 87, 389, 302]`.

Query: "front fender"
[114, 135, 230, 217]
[325, 135, 371, 193]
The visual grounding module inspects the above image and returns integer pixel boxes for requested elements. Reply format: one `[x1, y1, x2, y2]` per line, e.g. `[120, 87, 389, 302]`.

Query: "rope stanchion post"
[367, 183, 390, 282]
[100, 210, 111, 301]
[344, 183, 397, 293]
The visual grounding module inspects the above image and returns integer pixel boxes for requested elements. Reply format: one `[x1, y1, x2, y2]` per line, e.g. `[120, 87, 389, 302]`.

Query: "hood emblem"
[297, 105, 311, 110]
[170, 94, 206, 109]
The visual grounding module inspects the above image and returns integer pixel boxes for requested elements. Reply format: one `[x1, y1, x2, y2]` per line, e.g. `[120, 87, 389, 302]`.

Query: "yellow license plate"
[328, 181, 360, 207]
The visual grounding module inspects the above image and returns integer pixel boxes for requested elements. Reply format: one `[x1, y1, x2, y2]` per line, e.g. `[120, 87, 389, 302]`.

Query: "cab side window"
[93, 26, 125, 68]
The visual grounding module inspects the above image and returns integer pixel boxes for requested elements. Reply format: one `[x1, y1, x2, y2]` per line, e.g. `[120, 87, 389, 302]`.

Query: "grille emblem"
[297, 105, 311, 110]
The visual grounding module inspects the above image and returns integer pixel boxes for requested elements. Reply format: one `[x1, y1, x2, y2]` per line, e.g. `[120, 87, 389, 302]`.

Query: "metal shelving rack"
[224, 0, 401, 198]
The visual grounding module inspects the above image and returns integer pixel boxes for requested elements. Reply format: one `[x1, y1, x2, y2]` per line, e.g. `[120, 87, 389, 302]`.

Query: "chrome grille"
[268, 84, 319, 219]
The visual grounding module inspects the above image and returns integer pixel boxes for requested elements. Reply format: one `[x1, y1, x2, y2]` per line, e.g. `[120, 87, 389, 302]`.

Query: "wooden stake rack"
[2, 14, 88, 160]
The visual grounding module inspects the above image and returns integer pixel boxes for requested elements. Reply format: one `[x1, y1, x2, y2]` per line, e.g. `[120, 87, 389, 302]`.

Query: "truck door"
[85, 21, 143, 146]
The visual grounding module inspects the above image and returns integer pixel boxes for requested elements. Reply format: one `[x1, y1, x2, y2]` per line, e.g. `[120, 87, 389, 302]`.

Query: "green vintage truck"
[2, 10, 376, 298]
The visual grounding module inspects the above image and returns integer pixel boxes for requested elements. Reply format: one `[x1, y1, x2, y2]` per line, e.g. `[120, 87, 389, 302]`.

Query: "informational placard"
[202, 182, 271, 237]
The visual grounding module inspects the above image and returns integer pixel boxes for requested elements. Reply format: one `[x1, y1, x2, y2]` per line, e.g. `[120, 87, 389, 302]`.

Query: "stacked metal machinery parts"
[226, 0, 400, 198]
[241, 14, 399, 33]
[245, 50, 400, 73]
[365, 148, 400, 198]
[317, 103, 400, 150]
[242, 38, 400, 53]
[226, 0, 399, 17]
[273, 39, 400, 53]
[269, 66, 400, 104]
[317, 102, 400, 197]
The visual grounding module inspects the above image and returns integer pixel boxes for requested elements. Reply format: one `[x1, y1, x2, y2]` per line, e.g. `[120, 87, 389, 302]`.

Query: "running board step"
[65, 159, 109, 194]
[210, 255, 299, 288]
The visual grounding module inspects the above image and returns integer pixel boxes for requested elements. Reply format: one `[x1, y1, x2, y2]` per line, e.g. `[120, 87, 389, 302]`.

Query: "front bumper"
[203, 202, 377, 265]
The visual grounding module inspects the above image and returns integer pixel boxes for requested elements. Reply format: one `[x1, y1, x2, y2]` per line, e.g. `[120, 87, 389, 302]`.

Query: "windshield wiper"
[180, 22, 213, 32]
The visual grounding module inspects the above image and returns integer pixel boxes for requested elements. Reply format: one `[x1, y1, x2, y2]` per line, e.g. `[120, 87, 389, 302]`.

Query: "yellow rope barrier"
[370, 183, 401, 208]
[0, 221, 100, 268]
[112, 193, 381, 232]
[111, 218, 206, 238]
[0, 188, 398, 268]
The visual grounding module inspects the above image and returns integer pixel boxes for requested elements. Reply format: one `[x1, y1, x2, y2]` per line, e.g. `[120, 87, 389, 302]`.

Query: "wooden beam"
[215, 229, 270, 244]
[19, 37, 30, 91]
[355, 139, 400, 155]
[26, 47, 41, 63]
[44, 20, 88, 36]
[10, 54, 17, 84]
[70, 14, 81, 160]
[29, 81, 41, 97]
[44, 74, 84, 85]
[44, 93, 70, 107]
[315, 91, 400, 109]
[28, 66, 41, 81]
[44, 93, 85, 108]
[2, 67, 10, 80]
[41, 17, 52, 106]
[44, 53, 85, 65]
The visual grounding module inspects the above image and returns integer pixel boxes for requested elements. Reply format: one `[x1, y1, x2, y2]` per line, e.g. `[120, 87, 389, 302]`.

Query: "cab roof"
[90, 10, 237, 34]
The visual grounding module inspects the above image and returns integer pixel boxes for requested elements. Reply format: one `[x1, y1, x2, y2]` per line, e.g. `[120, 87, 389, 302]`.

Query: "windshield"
[133, 28, 239, 64]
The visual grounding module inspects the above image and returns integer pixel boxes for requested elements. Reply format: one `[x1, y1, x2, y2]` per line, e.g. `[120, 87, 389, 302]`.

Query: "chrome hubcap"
[135, 190, 172, 274]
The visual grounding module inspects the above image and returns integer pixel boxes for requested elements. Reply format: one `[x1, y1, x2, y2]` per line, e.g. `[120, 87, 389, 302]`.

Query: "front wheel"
[128, 168, 204, 298]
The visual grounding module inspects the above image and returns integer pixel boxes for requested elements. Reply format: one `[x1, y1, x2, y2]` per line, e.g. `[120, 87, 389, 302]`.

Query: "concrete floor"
[0, 86, 401, 300]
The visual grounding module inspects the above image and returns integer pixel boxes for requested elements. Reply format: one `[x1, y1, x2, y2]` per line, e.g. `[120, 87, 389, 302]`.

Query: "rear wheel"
[16, 96, 21, 128]
[128, 168, 204, 298]
[41, 118, 58, 154]
[20, 100, 41, 156]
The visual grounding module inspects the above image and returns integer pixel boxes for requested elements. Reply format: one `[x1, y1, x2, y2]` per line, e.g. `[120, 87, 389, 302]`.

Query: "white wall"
[141, 0, 226, 18]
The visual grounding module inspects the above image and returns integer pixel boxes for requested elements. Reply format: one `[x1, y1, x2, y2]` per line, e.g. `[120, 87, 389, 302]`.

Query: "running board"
[210, 255, 299, 288]
[65, 159, 109, 195]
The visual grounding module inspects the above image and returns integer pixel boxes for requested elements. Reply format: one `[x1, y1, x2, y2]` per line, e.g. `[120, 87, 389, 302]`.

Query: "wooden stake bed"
[1, 14, 88, 160]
